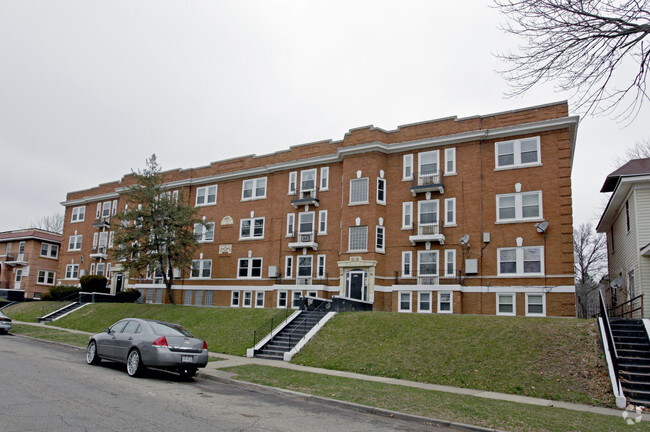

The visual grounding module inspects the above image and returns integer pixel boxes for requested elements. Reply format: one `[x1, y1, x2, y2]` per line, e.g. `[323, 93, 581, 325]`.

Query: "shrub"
[115, 289, 141, 303]
[41, 285, 82, 301]
[79, 275, 109, 293]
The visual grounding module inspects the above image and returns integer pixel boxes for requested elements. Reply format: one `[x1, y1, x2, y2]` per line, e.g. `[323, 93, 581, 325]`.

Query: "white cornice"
[596, 176, 650, 232]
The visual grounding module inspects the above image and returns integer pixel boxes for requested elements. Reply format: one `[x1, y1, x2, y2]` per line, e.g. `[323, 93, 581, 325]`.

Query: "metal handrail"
[599, 290, 619, 381]
[609, 294, 644, 319]
[253, 306, 291, 347]
[286, 299, 328, 348]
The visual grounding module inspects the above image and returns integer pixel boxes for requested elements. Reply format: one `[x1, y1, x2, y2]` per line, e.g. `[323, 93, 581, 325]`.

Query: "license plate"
[181, 355, 194, 363]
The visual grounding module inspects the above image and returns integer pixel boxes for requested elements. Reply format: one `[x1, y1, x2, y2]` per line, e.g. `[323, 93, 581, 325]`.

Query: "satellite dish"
[459, 234, 470, 245]
[535, 221, 549, 233]
[611, 277, 623, 289]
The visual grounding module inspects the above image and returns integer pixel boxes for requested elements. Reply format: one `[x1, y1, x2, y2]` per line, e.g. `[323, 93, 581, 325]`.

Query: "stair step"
[618, 350, 650, 359]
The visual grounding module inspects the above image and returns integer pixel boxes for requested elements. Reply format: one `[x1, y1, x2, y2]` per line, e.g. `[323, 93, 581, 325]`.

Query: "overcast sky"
[1, 1, 647, 233]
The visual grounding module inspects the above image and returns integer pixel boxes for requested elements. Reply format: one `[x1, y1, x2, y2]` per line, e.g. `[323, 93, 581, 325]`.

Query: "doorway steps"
[37, 302, 88, 322]
[611, 318, 650, 407]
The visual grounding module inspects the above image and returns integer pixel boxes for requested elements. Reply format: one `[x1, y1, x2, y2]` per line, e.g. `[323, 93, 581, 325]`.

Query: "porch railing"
[609, 294, 644, 319]
[416, 170, 443, 186]
[253, 306, 292, 347]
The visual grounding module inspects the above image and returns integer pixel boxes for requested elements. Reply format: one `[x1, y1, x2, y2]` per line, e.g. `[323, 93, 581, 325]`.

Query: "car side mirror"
[104, 328, 111, 334]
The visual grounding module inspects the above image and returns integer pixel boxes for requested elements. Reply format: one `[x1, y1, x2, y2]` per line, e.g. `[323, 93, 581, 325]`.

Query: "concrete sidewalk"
[15, 320, 649, 422]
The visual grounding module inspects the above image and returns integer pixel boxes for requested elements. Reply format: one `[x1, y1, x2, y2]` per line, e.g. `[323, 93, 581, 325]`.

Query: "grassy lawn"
[5, 302, 278, 356]
[223, 364, 643, 432]
[291, 312, 613, 407]
[4, 301, 72, 322]
[10, 324, 90, 347]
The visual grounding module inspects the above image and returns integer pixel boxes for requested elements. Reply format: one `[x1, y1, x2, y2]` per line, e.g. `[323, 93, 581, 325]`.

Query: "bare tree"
[574, 223, 608, 318]
[495, 0, 650, 119]
[29, 213, 64, 234]
[614, 137, 650, 166]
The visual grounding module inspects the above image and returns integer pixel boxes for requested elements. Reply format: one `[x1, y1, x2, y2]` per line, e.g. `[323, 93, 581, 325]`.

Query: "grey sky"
[0, 1, 647, 232]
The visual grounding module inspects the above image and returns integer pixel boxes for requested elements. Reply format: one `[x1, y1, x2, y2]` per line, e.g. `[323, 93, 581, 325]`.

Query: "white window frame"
[525, 293, 546, 317]
[37, 270, 56, 286]
[231, 291, 240, 307]
[196, 184, 218, 206]
[65, 264, 79, 279]
[376, 225, 385, 253]
[243, 291, 253, 308]
[349, 178, 369, 205]
[418, 199, 440, 229]
[402, 251, 412, 277]
[255, 291, 265, 308]
[112, 200, 118, 216]
[445, 148, 456, 175]
[418, 150, 440, 179]
[418, 291, 432, 313]
[376, 178, 386, 205]
[444, 198, 456, 226]
[318, 210, 328, 235]
[71, 206, 85, 223]
[68, 235, 82, 252]
[277, 290, 288, 308]
[194, 222, 215, 243]
[496, 191, 543, 223]
[102, 201, 111, 219]
[402, 202, 413, 229]
[297, 255, 313, 281]
[239, 217, 265, 240]
[497, 293, 516, 316]
[40, 243, 59, 259]
[108, 231, 114, 248]
[497, 246, 544, 276]
[445, 249, 456, 277]
[285, 256, 294, 279]
[96, 262, 106, 277]
[300, 168, 317, 194]
[418, 250, 439, 280]
[190, 259, 212, 279]
[93, 232, 98, 249]
[95, 202, 101, 219]
[242, 177, 267, 200]
[399, 291, 412, 313]
[495, 136, 541, 170]
[288, 171, 297, 195]
[403, 154, 414, 181]
[438, 291, 453, 314]
[298, 212, 315, 239]
[320, 167, 329, 191]
[237, 257, 263, 279]
[317, 254, 326, 278]
[286, 213, 295, 237]
[348, 226, 368, 252]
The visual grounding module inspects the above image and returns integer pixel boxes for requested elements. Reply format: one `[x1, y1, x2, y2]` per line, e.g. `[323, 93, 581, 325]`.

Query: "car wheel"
[86, 340, 101, 365]
[179, 367, 197, 380]
[126, 349, 144, 377]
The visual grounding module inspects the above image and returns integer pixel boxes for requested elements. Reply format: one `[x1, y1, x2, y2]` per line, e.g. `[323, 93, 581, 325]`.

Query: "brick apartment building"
[0, 229, 62, 300]
[58, 102, 577, 316]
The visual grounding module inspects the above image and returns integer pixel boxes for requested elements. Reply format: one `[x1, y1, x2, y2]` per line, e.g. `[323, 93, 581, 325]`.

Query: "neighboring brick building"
[59, 102, 577, 316]
[0, 229, 62, 300]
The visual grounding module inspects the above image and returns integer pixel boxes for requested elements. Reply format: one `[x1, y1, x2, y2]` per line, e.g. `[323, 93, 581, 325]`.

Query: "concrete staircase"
[255, 309, 329, 360]
[612, 318, 650, 407]
[37, 302, 87, 322]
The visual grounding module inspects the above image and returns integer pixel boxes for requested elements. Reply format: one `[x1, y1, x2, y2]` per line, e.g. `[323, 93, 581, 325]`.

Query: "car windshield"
[149, 322, 193, 337]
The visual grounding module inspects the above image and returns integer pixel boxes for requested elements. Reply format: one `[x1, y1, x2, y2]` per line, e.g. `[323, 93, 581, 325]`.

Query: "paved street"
[0, 336, 449, 432]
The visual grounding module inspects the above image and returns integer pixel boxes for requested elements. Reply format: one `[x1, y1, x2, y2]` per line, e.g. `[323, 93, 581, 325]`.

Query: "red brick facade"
[59, 102, 577, 316]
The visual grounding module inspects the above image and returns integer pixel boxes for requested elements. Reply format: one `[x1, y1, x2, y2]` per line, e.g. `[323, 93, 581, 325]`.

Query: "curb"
[198, 370, 506, 432]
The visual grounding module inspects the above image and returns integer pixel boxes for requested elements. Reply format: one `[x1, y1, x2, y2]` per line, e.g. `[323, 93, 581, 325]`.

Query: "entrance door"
[115, 274, 124, 293]
[348, 271, 364, 300]
[14, 269, 22, 290]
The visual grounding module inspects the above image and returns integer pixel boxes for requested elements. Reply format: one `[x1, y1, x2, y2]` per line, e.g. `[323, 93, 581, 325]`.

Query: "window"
[497, 293, 516, 316]
[231, 291, 240, 307]
[156, 288, 164, 304]
[402, 202, 413, 229]
[402, 251, 412, 277]
[349, 178, 369, 204]
[498, 246, 544, 276]
[239, 217, 265, 240]
[194, 290, 203, 306]
[288, 171, 297, 194]
[71, 206, 85, 222]
[40, 243, 59, 259]
[242, 177, 267, 200]
[95, 203, 101, 219]
[628, 269, 636, 299]
[184, 291, 192, 305]
[496, 191, 542, 222]
[65, 264, 79, 279]
[106, 263, 111, 279]
[418, 292, 432, 313]
[438, 292, 452, 313]
[93, 232, 98, 249]
[238, 258, 263, 278]
[320, 167, 329, 191]
[102, 201, 111, 219]
[286, 213, 295, 237]
[68, 235, 82, 251]
[377, 178, 386, 204]
[277, 290, 288, 308]
[418, 200, 439, 232]
[196, 185, 218, 206]
[445, 249, 456, 277]
[445, 148, 456, 175]
[318, 210, 328, 235]
[96, 262, 106, 277]
[399, 292, 412, 312]
[90, 263, 95, 275]
[298, 212, 315, 236]
[495, 136, 540, 169]
[112, 200, 118, 216]
[526, 294, 545, 316]
[444, 198, 456, 226]
[300, 169, 317, 193]
[109, 231, 114, 248]
[376, 226, 385, 253]
[194, 222, 215, 242]
[255, 292, 265, 308]
[190, 259, 212, 279]
[292, 291, 302, 308]
[37, 270, 56, 285]
[99, 232, 108, 249]
[285, 256, 293, 278]
[317, 254, 326, 278]
[348, 226, 368, 252]
[297, 256, 312, 282]
[626, 200, 630, 232]
[403, 154, 413, 180]
[243, 291, 253, 307]
[419, 150, 439, 179]
[418, 250, 438, 284]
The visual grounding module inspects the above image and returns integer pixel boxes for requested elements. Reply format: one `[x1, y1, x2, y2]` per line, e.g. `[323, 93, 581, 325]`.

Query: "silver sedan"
[0, 311, 11, 334]
[86, 318, 208, 379]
